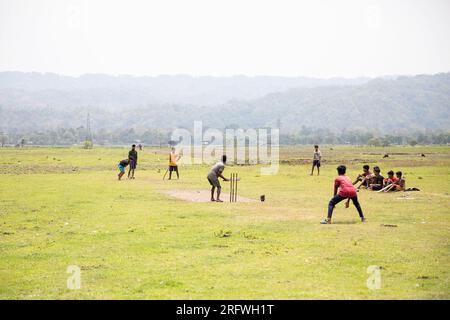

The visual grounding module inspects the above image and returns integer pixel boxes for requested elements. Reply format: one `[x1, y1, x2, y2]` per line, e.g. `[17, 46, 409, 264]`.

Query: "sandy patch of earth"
[164, 189, 255, 202]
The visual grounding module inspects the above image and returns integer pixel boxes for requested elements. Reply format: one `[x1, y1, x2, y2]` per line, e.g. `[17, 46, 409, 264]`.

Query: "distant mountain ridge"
[0, 72, 449, 133]
[0, 72, 371, 107]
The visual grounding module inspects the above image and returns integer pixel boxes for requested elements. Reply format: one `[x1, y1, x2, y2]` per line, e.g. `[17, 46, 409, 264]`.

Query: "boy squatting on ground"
[321, 165, 366, 224]
[310, 145, 321, 176]
[118, 159, 130, 180]
[207, 155, 229, 202]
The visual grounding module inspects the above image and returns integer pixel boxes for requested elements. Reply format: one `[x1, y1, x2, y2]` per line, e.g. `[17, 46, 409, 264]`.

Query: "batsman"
[207, 155, 229, 202]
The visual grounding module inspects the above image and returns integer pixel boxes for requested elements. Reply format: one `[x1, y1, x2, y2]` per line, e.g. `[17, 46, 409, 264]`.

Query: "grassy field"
[0, 145, 449, 299]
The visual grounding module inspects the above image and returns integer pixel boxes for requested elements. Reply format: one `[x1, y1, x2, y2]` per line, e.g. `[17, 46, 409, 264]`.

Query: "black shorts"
[313, 160, 321, 167]
[129, 160, 137, 169]
[169, 165, 178, 172]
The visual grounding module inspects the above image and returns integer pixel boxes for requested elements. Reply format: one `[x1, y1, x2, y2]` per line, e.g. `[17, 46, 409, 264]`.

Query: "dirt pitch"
[164, 189, 255, 202]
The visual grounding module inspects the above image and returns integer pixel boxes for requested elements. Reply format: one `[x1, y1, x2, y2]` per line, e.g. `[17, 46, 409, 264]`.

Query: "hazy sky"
[1, 0, 449, 77]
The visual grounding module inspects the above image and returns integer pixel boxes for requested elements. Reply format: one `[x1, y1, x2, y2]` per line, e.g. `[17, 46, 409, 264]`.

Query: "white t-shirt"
[313, 150, 321, 161]
[208, 161, 225, 179]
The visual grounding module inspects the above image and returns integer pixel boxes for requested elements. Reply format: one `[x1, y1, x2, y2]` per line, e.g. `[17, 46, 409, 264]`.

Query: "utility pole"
[84, 112, 93, 148]
[0, 131, 7, 147]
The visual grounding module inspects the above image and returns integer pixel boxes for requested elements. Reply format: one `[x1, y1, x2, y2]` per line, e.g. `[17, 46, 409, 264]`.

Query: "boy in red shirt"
[384, 170, 398, 187]
[321, 165, 366, 224]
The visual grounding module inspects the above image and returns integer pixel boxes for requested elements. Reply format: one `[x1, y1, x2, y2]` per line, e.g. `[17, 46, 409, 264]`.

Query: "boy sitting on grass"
[369, 166, 384, 191]
[353, 165, 374, 189]
[118, 159, 130, 180]
[321, 165, 366, 224]
[384, 170, 398, 187]
[382, 171, 406, 192]
[395, 171, 406, 191]
[345, 164, 375, 207]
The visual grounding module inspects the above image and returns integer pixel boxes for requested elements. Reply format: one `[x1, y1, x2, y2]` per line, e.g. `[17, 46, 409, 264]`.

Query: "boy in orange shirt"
[168, 147, 181, 180]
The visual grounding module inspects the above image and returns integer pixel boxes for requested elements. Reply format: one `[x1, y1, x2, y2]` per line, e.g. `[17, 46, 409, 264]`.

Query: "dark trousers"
[328, 194, 364, 219]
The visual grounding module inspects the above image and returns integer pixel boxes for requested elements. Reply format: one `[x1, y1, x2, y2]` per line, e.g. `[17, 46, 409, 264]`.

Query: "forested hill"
[228, 73, 450, 132]
[0, 72, 370, 107]
[0, 72, 449, 133]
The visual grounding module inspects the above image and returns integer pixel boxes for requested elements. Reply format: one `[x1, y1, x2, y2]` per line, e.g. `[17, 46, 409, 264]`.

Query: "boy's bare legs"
[176, 168, 179, 179]
[128, 167, 135, 179]
[118, 172, 125, 180]
[216, 186, 222, 202]
[210, 186, 216, 201]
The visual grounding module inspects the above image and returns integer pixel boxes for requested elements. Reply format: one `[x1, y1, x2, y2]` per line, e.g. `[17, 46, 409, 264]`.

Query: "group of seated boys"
[353, 165, 408, 192]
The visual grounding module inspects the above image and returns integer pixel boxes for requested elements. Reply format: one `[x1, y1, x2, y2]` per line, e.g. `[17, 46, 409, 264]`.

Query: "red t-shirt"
[335, 175, 357, 198]
[384, 176, 398, 184]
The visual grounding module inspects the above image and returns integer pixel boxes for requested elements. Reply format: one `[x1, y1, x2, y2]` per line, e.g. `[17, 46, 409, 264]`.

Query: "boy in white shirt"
[207, 155, 229, 202]
[311, 145, 322, 176]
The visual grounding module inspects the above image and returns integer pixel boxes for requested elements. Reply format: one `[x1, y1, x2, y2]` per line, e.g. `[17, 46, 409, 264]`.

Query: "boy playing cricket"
[168, 147, 180, 180]
[321, 165, 366, 224]
[310, 145, 321, 176]
[118, 159, 130, 180]
[207, 155, 229, 202]
[128, 144, 138, 179]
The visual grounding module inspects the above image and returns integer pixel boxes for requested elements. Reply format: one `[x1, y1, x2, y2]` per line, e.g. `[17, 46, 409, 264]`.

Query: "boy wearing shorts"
[207, 155, 229, 202]
[118, 159, 130, 180]
[310, 145, 321, 176]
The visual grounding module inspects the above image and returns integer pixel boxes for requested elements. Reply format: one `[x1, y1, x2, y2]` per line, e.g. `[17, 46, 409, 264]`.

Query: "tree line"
[1, 127, 449, 147]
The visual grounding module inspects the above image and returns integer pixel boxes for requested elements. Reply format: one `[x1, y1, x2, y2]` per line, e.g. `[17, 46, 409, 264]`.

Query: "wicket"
[229, 173, 238, 202]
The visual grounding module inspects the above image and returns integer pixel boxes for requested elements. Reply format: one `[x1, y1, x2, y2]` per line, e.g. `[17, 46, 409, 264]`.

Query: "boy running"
[207, 155, 229, 202]
[321, 165, 366, 224]
[310, 145, 321, 176]
[118, 159, 130, 180]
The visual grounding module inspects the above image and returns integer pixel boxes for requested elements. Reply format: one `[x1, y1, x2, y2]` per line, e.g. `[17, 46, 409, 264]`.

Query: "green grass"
[0, 145, 449, 299]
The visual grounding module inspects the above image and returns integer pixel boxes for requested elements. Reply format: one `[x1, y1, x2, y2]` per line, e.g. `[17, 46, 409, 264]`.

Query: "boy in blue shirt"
[118, 159, 130, 180]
